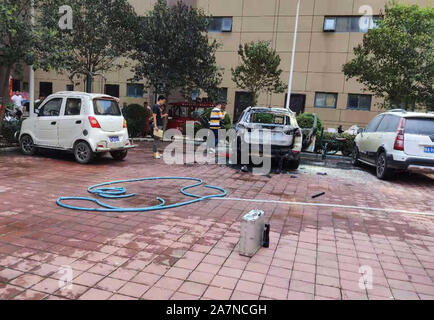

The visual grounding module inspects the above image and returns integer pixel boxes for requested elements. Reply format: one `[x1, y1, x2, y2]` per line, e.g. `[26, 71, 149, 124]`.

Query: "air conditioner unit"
[221, 17, 233, 32]
[323, 17, 336, 32]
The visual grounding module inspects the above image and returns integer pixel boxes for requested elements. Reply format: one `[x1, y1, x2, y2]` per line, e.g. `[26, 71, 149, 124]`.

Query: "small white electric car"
[19, 92, 134, 164]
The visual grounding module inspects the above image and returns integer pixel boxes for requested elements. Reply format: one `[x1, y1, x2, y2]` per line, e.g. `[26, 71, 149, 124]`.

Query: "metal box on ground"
[239, 210, 266, 257]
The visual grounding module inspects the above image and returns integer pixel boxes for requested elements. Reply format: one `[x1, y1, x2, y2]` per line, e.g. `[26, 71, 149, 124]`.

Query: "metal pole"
[285, 0, 301, 110]
[29, 0, 35, 115]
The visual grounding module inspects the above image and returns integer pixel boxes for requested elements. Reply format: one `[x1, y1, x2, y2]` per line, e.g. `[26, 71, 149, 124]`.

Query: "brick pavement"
[0, 143, 433, 300]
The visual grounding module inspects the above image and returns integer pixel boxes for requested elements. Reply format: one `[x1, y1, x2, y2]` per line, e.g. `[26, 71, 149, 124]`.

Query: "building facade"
[29, 0, 431, 128]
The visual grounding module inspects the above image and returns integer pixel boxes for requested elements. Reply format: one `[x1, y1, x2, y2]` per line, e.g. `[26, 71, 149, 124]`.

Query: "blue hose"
[56, 177, 227, 213]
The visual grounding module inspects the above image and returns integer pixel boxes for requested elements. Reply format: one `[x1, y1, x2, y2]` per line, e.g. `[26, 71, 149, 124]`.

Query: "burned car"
[234, 107, 303, 170]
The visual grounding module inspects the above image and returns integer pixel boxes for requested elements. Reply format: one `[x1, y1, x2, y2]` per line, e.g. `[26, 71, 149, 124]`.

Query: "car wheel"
[351, 146, 360, 166]
[110, 150, 128, 161]
[20, 135, 36, 156]
[74, 141, 94, 164]
[286, 160, 300, 171]
[376, 152, 391, 180]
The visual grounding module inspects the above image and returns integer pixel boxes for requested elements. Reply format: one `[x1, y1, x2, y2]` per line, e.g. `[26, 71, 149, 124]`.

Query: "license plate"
[109, 136, 119, 143]
[424, 147, 434, 154]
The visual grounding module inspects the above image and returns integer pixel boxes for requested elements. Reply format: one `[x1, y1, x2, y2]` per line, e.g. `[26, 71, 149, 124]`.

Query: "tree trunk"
[0, 65, 12, 134]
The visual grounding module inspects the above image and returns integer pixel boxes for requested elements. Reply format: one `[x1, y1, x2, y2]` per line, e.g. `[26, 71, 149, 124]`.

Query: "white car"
[19, 92, 134, 164]
[234, 107, 303, 170]
[352, 110, 434, 179]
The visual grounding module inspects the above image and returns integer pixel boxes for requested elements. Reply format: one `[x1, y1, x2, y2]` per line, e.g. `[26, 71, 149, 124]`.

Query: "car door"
[34, 97, 63, 147]
[358, 114, 384, 162]
[58, 97, 84, 149]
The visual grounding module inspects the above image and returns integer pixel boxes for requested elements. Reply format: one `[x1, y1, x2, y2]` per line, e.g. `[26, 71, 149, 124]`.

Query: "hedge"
[316, 132, 355, 156]
[296, 112, 323, 134]
[123, 104, 148, 138]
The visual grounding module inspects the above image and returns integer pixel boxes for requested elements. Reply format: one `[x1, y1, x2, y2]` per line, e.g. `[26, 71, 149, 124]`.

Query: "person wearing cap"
[208, 102, 226, 153]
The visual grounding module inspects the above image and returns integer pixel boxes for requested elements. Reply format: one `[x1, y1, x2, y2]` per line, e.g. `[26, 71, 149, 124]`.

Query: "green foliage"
[197, 108, 232, 131]
[39, 0, 139, 86]
[123, 104, 147, 138]
[231, 41, 285, 106]
[317, 132, 355, 157]
[343, 3, 434, 111]
[0, 0, 62, 130]
[297, 113, 323, 134]
[132, 0, 222, 98]
[252, 113, 273, 124]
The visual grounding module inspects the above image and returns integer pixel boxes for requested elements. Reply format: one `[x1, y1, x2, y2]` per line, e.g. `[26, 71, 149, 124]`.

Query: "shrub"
[316, 132, 355, 156]
[123, 104, 148, 138]
[296, 113, 323, 134]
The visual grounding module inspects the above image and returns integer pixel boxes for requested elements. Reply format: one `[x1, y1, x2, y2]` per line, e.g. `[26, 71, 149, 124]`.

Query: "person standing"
[208, 102, 225, 153]
[11, 91, 23, 119]
[143, 101, 152, 137]
[152, 95, 168, 159]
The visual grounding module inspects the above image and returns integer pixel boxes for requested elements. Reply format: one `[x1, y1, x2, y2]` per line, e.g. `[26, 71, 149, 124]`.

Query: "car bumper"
[387, 155, 434, 172]
[95, 139, 136, 152]
[250, 145, 300, 160]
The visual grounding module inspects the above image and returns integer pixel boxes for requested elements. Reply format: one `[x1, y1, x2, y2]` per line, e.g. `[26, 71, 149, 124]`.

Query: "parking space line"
[216, 197, 434, 217]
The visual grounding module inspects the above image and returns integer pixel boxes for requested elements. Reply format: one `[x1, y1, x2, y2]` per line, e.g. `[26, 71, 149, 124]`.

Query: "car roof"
[383, 110, 434, 118]
[249, 107, 294, 114]
[50, 91, 119, 100]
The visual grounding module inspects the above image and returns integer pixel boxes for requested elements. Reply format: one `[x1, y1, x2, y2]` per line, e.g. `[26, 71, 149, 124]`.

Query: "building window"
[39, 82, 53, 98]
[217, 88, 228, 103]
[347, 94, 372, 111]
[324, 16, 380, 33]
[209, 17, 233, 32]
[314, 92, 338, 109]
[66, 84, 74, 91]
[127, 83, 144, 98]
[105, 84, 120, 98]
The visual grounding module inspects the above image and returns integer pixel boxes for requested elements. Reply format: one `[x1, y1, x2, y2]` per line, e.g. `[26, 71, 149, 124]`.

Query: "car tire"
[376, 152, 392, 180]
[74, 141, 94, 164]
[351, 146, 360, 166]
[110, 150, 128, 161]
[20, 135, 36, 156]
[286, 160, 300, 171]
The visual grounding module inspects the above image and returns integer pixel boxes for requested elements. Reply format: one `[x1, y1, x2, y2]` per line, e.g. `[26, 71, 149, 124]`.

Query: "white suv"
[353, 110, 434, 179]
[19, 92, 134, 164]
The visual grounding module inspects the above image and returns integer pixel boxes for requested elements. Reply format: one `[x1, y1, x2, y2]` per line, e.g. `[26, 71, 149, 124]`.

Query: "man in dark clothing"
[152, 95, 168, 159]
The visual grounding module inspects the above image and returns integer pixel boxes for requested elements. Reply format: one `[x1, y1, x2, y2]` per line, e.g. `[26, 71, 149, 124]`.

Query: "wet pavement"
[0, 143, 433, 300]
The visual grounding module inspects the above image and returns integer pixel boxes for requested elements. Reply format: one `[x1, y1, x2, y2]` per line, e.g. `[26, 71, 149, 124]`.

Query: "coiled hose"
[57, 177, 227, 213]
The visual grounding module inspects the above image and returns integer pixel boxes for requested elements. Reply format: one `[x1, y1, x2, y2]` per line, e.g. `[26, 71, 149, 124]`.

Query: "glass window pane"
[65, 98, 81, 116]
[325, 94, 336, 107]
[315, 93, 326, 107]
[359, 95, 372, 110]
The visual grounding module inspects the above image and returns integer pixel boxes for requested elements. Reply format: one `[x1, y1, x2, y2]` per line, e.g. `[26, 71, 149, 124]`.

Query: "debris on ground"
[317, 172, 328, 176]
[241, 165, 249, 172]
[312, 192, 326, 199]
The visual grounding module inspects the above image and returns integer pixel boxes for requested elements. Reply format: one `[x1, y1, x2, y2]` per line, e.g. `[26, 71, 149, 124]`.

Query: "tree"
[0, 0, 62, 132]
[231, 41, 285, 107]
[131, 0, 222, 100]
[39, 0, 139, 92]
[343, 3, 434, 111]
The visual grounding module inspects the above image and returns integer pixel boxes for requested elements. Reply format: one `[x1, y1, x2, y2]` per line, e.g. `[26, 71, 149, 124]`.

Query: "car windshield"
[93, 99, 121, 116]
[250, 112, 288, 125]
[405, 118, 434, 136]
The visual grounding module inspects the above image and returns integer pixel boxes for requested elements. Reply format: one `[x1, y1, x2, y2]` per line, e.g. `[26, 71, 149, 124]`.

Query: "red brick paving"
[0, 144, 433, 300]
